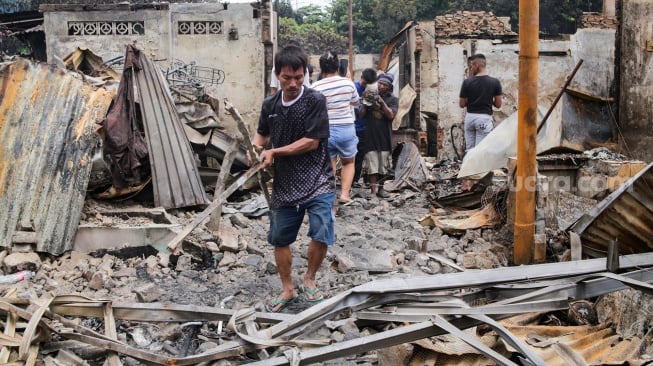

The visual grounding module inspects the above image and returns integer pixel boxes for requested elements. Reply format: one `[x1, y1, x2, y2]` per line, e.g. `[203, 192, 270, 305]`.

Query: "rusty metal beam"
[208, 139, 240, 231]
[224, 99, 271, 206]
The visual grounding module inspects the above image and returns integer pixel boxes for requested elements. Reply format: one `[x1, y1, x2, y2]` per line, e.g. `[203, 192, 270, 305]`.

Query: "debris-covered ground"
[0, 175, 513, 364]
[57, 184, 490, 310]
[3, 152, 652, 365]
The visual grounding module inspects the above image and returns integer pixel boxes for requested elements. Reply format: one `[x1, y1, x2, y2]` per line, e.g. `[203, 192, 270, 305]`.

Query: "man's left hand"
[259, 149, 274, 168]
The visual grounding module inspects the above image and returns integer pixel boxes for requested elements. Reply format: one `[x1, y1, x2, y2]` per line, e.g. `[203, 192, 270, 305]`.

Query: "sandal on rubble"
[338, 199, 361, 207]
[265, 295, 297, 313]
[300, 285, 325, 303]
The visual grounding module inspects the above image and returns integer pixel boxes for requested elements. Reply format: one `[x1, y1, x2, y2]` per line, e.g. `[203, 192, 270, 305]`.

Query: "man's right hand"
[247, 144, 266, 166]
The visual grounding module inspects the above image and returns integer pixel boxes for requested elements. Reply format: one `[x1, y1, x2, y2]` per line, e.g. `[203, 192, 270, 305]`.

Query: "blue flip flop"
[300, 285, 325, 303]
[265, 295, 297, 313]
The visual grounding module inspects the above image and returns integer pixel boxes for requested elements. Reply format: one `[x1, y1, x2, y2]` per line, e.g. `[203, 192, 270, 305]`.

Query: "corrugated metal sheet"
[570, 162, 653, 257]
[132, 47, 209, 209]
[501, 322, 643, 365]
[413, 317, 644, 365]
[0, 58, 114, 254]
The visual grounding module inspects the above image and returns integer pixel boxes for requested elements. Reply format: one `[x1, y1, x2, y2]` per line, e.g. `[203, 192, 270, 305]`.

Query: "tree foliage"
[278, 17, 348, 55]
[276, 0, 295, 19]
[416, 1, 451, 19]
[373, 0, 417, 41]
[295, 5, 325, 25]
[328, 0, 385, 53]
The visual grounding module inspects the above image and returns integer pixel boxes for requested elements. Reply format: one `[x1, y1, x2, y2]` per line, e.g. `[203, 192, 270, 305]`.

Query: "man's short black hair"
[319, 50, 340, 74]
[468, 53, 486, 61]
[361, 68, 377, 84]
[274, 45, 308, 75]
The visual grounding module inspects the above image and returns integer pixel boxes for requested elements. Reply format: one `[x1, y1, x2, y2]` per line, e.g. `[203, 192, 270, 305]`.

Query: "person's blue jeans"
[268, 192, 336, 247]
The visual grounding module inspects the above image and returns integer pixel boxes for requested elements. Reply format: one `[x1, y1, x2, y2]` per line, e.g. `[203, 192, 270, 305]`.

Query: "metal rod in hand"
[167, 163, 263, 252]
[223, 99, 271, 207]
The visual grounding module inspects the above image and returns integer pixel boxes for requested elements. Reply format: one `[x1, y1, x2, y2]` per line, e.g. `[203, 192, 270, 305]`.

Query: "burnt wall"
[619, 0, 653, 162]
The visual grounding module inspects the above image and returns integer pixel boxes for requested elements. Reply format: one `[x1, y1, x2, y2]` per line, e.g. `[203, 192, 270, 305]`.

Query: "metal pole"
[514, 0, 539, 265]
[348, 0, 354, 79]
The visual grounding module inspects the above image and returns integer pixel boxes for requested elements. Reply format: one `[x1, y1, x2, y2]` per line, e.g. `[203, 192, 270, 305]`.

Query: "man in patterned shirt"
[252, 44, 335, 312]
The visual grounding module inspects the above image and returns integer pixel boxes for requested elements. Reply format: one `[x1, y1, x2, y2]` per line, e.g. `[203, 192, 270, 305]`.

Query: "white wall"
[44, 9, 172, 64]
[419, 25, 614, 162]
[170, 3, 265, 128]
[570, 29, 615, 98]
[43, 3, 270, 131]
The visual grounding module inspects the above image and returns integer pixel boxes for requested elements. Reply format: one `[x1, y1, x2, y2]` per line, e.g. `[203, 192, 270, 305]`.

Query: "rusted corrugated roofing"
[413, 321, 644, 365]
[0, 58, 114, 254]
[131, 46, 209, 209]
[501, 321, 644, 365]
[570, 162, 653, 257]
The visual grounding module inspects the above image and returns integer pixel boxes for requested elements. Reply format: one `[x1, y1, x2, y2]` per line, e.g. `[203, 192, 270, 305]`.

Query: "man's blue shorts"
[328, 124, 358, 159]
[268, 192, 335, 247]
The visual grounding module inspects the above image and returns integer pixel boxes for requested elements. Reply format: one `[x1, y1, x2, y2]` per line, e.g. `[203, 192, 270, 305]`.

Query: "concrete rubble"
[434, 11, 517, 38]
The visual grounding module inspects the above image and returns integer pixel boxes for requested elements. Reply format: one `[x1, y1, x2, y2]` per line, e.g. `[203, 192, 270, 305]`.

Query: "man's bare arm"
[252, 133, 269, 151]
[380, 100, 395, 120]
[459, 97, 467, 108]
[257, 137, 320, 168]
[270, 137, 319, 156]
[374, 95, 395, 120]
[493, 95, 503, 109]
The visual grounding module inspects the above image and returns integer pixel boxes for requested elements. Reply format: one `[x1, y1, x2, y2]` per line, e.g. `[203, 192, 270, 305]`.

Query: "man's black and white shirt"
[257, 87, 334, 208]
